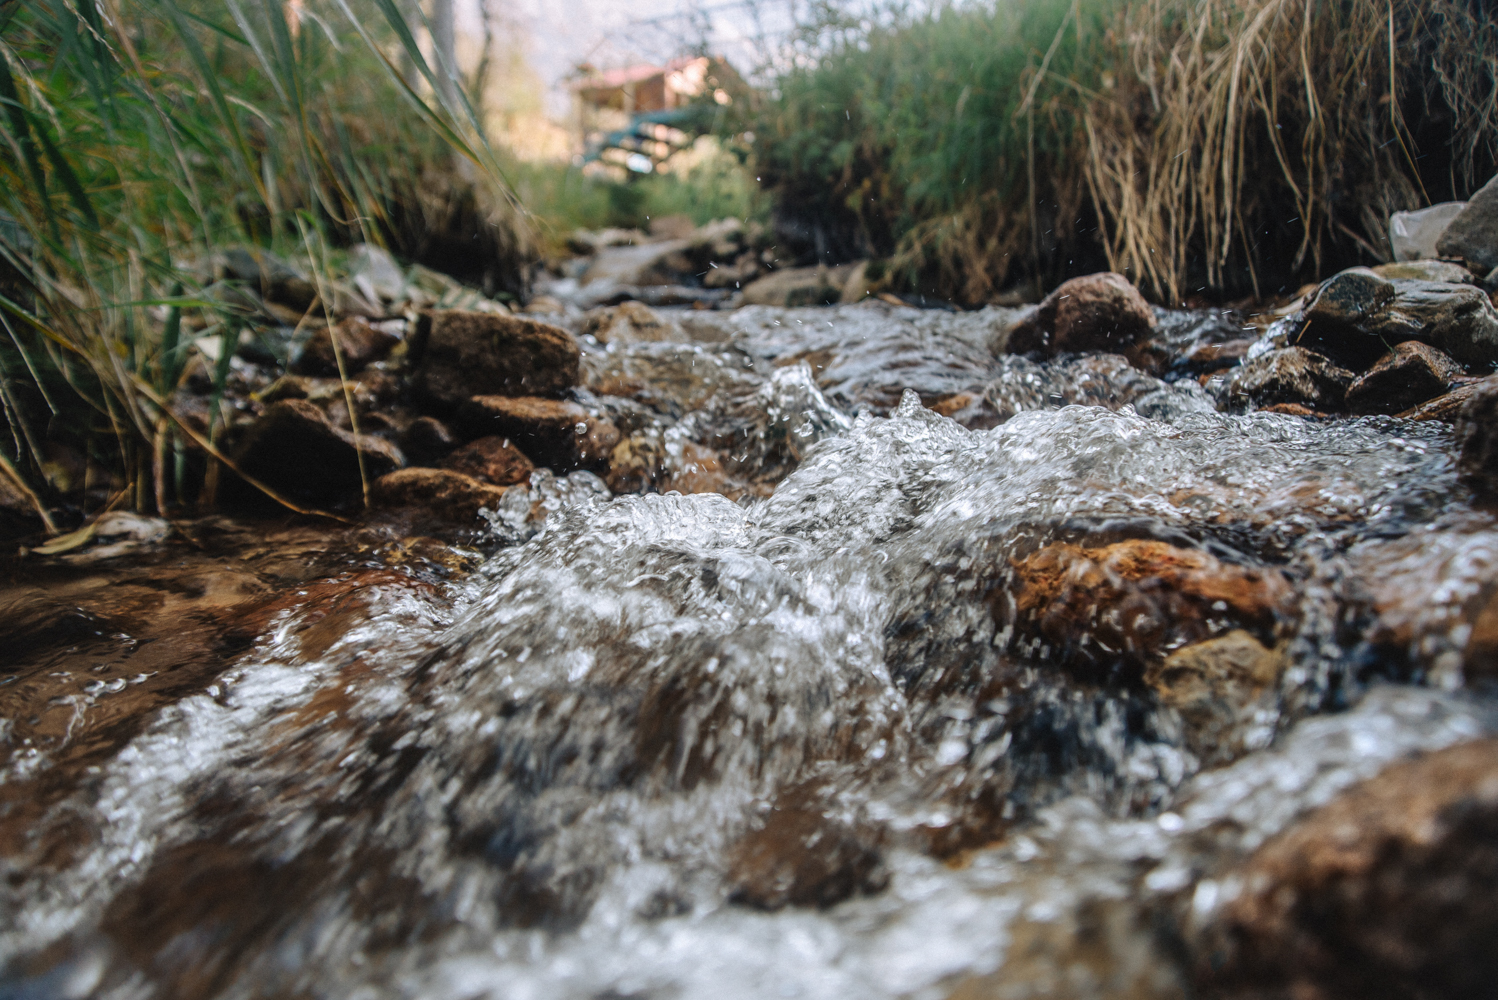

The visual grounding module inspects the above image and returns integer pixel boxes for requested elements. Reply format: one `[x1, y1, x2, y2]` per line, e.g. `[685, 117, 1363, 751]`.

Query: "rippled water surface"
[2, 303, 1495, 999]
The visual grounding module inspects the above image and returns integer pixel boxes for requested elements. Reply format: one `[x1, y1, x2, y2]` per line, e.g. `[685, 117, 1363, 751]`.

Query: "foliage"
[0, 0, 521, 524]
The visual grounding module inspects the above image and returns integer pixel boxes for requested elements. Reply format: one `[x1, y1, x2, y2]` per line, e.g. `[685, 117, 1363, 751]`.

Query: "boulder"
[1345, 341, 1463, 415]
[400, 416, 459, 466]
[1228, 347, 1354, 411]
[439, 435, 535, 487]
[1389, 202, 1467, 261]
[456, 395, 619, 471]
[1299, 269, 1498, 371]
[739, 264, 859, 307]
[1005, 272, 1156, 359]
[1202, 738, 1498, 1000]
[369, 467, 509, 525]
[231, 399, 403, 507]
[580, 302, 684, 345]
[1455, 379, 1498, 499]
[992, 539, 1293, 678]
[1437, 174, 1498, 272]
[411, 310, 580, 411]
[290, 317, 400, 377]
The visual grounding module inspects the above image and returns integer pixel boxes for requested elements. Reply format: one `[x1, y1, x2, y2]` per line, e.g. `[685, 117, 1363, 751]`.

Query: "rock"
[1299, 269, 1498, 371]
[290, 317, 400, 377]
[1228, 347, 1354, 411]
[1345, 341, 1463, 415]
[725, 784, 887, 910]
[1455, 379, 1498, 499]
[566, 227, 646, 255]
[1202, 738, 1498, 1000]
[400, 416, 460, 466]
[702, 252, 762, 290]
[740, 265, 860, 307]
[369, 468, 509, 526]
[580, 239, 693, 287]
[347, 243, 405, 303]
[1144, 630, 1281, 766]
[1395, 377, 1497, 421]
[1389, 201, 1467, 261]
[521, 295, 568, 316]
[580, 302, 683, 345]
[1177, 338, 1254, 375]
[837, 260, 876, 304]
[1005, 272, 1156, 359]
[1437, 174, 1498, 272]
[411, 310, 580, 411]
[1372, 259, 1475, 284]
[993, 540, 1293, 677]
[231, 399, 403, 507]
[456, 396, 619, 471]
[439, 435, 534, 487]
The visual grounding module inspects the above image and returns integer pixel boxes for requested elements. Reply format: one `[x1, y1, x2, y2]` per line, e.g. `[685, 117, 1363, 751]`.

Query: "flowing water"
[2, 302, 1495, 999]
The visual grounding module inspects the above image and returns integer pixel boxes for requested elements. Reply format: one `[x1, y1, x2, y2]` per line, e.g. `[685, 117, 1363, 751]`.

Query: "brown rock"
[580, 301, 682, 345]
[1394, 377, 1496, 420]
[456, 396, 619, 471]
[994, 540, 1293, 677]
[369, 468, 509, 526]
[1203, 738, 1498, 1000]
[399, 416, 459, 466]
[290, 317, 399, 377]
[1345, 341, 1464, 415]
[726, 784, 887, 910]
[230, 399, 403, 508]
[1228, 347, 1353, 411]
[439, 435, 534, 486]
[1299, 268, 1498, 370]
[1455, 379, 1498, 499]
[411, 310, 580, 411]
[1006, 272, 1156, 358]
[1179, 338, 1254, 375]
[1144, 630, 1282, 766]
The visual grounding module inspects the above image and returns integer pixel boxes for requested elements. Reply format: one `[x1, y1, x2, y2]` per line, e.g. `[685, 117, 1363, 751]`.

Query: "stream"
[2, 301, 1496, 1000]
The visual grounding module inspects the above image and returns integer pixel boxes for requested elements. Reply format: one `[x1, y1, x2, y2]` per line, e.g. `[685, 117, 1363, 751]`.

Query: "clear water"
[1, 303, 1493, 1000]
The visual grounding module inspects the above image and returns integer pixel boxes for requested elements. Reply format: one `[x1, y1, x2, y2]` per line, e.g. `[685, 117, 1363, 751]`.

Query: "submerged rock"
[1144, 630, 1282, 766]
[1007, 272, 1157, 361]
[290, 317, 400, 377]
[1437, 173, 1498, 273]
[457, 395, 619, 471]
[440, 435, 535, 487]
[1345, 341, 1463, 415]
[231, 399, 403, 507]
[1202, 738, 1498, 1000]
[412, 310, 580, 411]
[726, 784, 888, 911]
[1228, 347, 1353, 411]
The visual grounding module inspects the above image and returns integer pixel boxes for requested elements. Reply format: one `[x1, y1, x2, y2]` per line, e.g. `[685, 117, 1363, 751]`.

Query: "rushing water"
[2, 302, 1495, 999]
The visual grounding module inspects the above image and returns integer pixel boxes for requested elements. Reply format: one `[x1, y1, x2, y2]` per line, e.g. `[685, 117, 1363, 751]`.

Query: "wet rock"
[456, 396, 619, 471]
[726, 786, 888, 910]
[439, 436, 535, 487]
[411, 310, 580, 411]
[1177, 338, 1254, 376]
[994, 540, 1293, 678]
[1301, 268, 1498, 370]
[580, 239, 693, 288]
[1144, 630, 1282, 766]
[1345, 341, 1463, 415]
[369, 468, 509, 526]
[231, 399, 403, 507]
[580, 301, 683, 345]
[1437, 173, 1498, 273]
[400, 416, 459, 466]
[1389, 202, 1467, 261]
[1371, 259, 1475, 284]
[1202, 738, 1498, 1000]
[1228, 347, 1353, 411]
[1394, 377, 1496, 420]
[1455, 379, 1498, 499]
[1005, 272, 1157, 360]
[290, 317, 400, 377]
[602, 433, 666, 495]
[740, 264, 859, 307]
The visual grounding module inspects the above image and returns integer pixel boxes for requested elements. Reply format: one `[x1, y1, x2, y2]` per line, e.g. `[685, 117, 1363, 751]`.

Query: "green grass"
[0, 0, 518, 524]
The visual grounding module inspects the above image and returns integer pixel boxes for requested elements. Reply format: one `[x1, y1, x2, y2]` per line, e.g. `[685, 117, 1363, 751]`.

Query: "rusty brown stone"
[1145, 630, 1282, 766]
[1006, 272, 1157, 359]
[1202, 738, 1498, 1000]
[1345, 340, 1463, 415]
[290, 317, 399, 377]
[994, 540, 1293, 676]
[456, 395, 617, 471]
[439, 435, 535, 487]
[229, 399, 403, 508]
[369, 467, 509, 525]
[411, 310, 580, 411]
